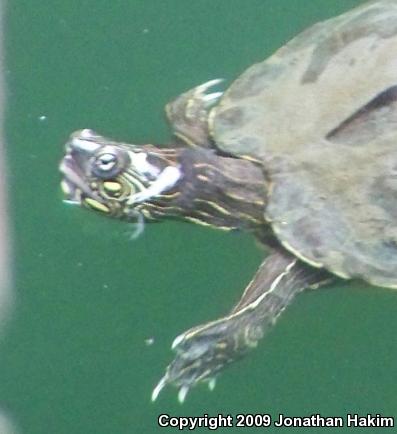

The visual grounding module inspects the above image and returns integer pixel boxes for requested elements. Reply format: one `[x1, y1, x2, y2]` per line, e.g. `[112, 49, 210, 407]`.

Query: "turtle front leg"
[152, 250, 332, 403]
[165, 79, 223, 148]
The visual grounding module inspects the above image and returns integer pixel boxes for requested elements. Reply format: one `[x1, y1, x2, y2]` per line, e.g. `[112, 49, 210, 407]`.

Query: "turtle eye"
[91, 148, 130, 179]
[96, 153, 117, 171]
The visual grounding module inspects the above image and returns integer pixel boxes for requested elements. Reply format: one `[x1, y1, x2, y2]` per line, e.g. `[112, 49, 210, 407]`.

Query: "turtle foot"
[150, 252, 331, 403]
[165, 79, 224, 148]
[151, 309, 262, 402]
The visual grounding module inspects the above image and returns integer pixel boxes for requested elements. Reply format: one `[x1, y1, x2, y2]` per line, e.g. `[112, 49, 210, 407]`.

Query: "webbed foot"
[165, 79, 224, 148]
[151, 309, 262, 403]
[151, 251, 331, 403]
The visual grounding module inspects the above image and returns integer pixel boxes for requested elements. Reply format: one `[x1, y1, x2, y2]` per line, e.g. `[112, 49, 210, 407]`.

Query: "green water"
[3, 0, 397, 433]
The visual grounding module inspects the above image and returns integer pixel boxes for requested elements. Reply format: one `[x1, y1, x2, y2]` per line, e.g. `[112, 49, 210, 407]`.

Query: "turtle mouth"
[59, 154, 104, 206]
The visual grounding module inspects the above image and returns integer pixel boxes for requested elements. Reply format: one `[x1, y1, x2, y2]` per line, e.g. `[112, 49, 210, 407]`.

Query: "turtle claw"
[151, 376, 167, 402]
[189, 79, 223, 113]
[151, 364, 194, 404]
[208, 377, 216, 391]
[171, 331, 185, 349]
[178, 385, 190, 404]
[166, 79, 224, 148]
[151, 313, 249, 402]
[201, 91, 223, 105]
[152, 371, 216, 403]
[196, 78, 224, 91]
[194, 79, 224, 108]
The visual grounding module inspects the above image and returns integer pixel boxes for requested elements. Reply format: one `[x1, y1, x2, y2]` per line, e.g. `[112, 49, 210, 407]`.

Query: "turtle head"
[60, 129, 266, 230]
[59, 129, 182, 221]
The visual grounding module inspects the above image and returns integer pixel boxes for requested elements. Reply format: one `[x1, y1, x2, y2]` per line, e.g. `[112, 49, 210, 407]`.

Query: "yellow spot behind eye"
[103, 181, 122, 194]
[84, 198, 110, 213]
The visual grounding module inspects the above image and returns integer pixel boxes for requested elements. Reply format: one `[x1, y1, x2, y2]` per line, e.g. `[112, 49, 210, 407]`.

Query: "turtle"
[59, 0, 397, 402]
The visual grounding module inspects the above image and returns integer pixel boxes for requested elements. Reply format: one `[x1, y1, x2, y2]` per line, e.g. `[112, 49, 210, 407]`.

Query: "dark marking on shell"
[292, 218, 324, 255]
[381, 239, 397, 261]
[326, 85, 397, 146]
[302, 12, 397, 84]
[215, 106, 246, 128]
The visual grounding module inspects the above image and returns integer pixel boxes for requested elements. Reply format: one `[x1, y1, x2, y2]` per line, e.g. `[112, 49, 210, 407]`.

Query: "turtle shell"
[211, 0, 397, 288]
